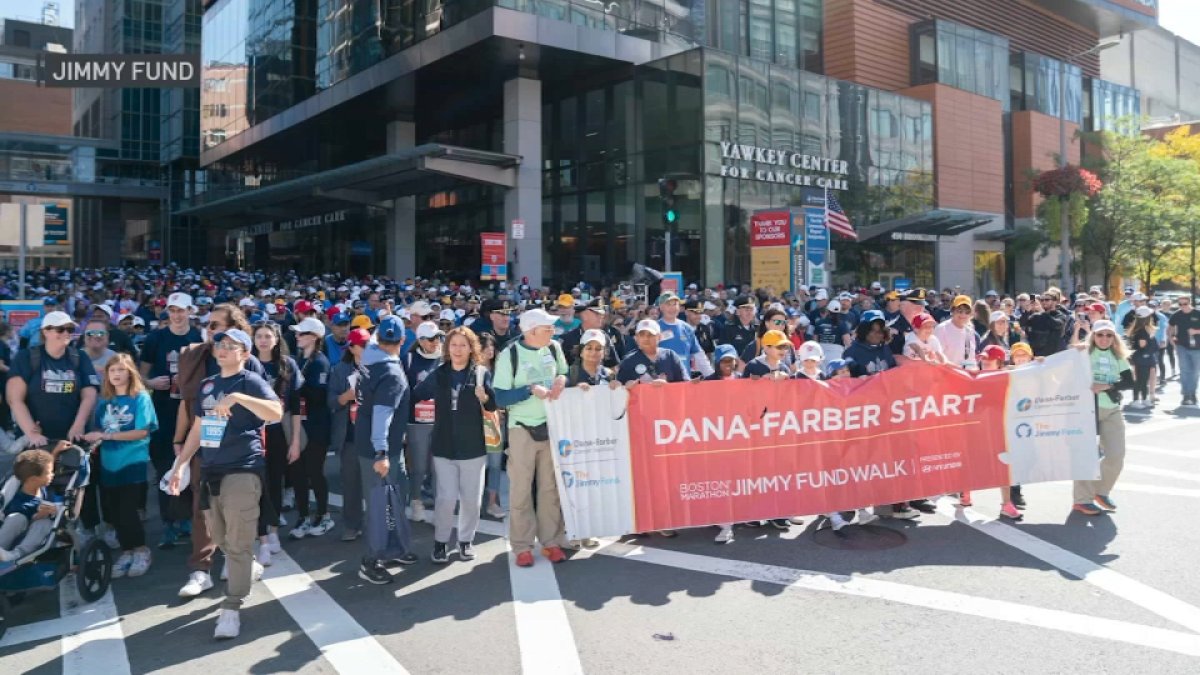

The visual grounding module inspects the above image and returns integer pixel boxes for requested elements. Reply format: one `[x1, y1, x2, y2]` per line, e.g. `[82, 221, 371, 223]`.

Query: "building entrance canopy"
[855, 209, 997, 242]
[176, 143, 520, 224]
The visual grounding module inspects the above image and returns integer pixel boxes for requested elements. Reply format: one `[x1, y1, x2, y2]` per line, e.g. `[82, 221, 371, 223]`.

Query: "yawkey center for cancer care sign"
[546, 351, 1099, 540]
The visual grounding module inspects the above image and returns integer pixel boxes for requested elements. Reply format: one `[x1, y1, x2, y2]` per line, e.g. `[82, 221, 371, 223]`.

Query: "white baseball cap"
[518, 309, 557, 333]
[289, 317, 326, 337]
[410, 300, 433, 317]
[167, 292, 194, 310]
[439, 309, 456, 322]
[581, 329, 608, 346]
[1135, 305, 1154, 318]
[798, 341, 824, 362]
[814, 289, 829, 301]
[415, 321, 444, 340]
[42, 311, 77, 329]
[635, 319, 661, 335]
[1091, 319, 1117, 334]
[238, 297, 256, 308]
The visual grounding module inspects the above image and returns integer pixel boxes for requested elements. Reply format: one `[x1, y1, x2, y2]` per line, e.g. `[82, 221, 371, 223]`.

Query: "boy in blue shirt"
[0, 448, 59, 563]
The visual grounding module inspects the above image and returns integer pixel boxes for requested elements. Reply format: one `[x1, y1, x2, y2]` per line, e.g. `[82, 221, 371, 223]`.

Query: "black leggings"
[294, 438, 330, 521]
[102, 482, 147, 550]
[262, 425, 288, 535]
[1134, 361, 1153, 401]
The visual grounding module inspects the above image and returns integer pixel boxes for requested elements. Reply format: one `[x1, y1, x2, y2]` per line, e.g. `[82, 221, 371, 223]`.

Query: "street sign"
[512, 219, 525, 240]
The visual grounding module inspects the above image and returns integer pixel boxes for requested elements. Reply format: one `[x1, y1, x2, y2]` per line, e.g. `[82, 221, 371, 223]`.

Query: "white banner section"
[546, 386, 635, 540]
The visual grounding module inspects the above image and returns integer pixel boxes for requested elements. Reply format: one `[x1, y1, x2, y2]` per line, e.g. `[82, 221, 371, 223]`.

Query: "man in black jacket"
[1023, 294, 1068, 357]
[559, 298, 624, 367]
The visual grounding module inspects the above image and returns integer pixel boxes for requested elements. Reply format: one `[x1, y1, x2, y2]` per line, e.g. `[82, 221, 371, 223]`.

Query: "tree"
[1153, 126, 1200, 294]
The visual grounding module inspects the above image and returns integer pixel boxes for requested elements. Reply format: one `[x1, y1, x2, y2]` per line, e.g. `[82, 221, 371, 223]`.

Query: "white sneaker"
[409, 501, 426, 523]
[856, 508, 879, 525]
[256, 544, 272, 567]
[267, 531, 282, 554]
[714, 525, 734, 544]
[103, 528, 121, 550]
[252, 560, 264, 582]
[307, 515, 334, 537]
[213, 609, 240, 640]
[486, 503, 507, 519]
[829, 513, 849, 531]
[289, 518, 313, 540]
[128, 549, 151, 577]
[112, 551, 133, 579]
[282, 488, 295, 510]
[179, 570, 214, 597]
[220, 560, 229, 581]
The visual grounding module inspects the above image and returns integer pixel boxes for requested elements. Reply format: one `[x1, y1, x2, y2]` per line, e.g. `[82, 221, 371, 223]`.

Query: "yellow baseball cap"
[557, 293, 575, 308]
[952, 295, 973, 309]
[351, 315, 374, 330]
[761, 330, 791, 348]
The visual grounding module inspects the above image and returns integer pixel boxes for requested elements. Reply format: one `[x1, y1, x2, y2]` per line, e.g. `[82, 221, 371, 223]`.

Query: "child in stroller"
[0, 446, 71, 563]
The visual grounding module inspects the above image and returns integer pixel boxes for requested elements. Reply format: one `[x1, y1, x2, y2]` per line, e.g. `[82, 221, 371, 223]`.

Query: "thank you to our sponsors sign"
[42, 54, 200, 88]
[750, 210, 791, 294]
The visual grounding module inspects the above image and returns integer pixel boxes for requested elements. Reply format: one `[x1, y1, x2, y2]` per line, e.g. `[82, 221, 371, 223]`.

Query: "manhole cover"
[811, 521, 908, 551]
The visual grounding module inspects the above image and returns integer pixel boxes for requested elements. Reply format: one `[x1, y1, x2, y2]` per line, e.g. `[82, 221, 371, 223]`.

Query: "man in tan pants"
[492, 309, 569, 568]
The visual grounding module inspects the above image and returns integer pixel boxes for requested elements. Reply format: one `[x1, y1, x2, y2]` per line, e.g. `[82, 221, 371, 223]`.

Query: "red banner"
[750, 210, 790, 247]
[627, 364, 1016, 532]
[480, 232, 507, 281]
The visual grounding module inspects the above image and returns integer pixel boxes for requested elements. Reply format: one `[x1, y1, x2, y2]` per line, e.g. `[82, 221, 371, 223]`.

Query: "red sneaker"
[542, 546, 567, 563]
[515, 551, 534, 567]
[958, 491, 972, 507]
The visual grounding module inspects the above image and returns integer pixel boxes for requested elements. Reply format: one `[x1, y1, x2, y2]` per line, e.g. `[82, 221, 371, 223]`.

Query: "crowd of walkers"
[1, 265, 1190, 638]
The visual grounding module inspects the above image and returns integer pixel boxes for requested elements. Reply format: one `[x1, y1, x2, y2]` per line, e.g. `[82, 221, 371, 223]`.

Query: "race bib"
[199, 415, 227, 448]
[43, 379, 75, 394]
[414, 399, 436, 424]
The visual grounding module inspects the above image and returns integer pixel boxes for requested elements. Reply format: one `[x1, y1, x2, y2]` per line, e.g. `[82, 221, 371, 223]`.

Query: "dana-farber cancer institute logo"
[1016, 398, 1033, 412]
[557, 439, 573, 458]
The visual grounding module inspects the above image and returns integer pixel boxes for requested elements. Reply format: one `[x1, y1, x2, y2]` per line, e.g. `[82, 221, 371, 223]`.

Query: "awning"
[855, 209, 999, 242]
[176, 144, 521, 222]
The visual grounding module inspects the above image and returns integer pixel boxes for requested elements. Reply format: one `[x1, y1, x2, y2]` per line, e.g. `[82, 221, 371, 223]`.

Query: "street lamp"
[1058, 36, 1121, 292]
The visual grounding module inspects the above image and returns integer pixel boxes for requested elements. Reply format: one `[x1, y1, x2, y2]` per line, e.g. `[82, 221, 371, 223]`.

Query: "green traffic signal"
[665, 209, 677, 224]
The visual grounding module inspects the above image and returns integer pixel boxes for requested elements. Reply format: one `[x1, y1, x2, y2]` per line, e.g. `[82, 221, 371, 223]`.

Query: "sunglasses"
[85, 330, 107, 338]
[215, 341, 245, 352]
[770, 319, 787, 326]
[296, 331, 318, 338]
[421, 335, 445, 341]
[45, 326, 73, 334]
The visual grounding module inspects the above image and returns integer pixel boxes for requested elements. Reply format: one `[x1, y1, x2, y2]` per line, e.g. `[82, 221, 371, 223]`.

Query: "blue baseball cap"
[331, 312, 352, 326]
[714, 344, 738, 363]
[860, 309, 885, 324]
[42, 296, 58, 306]
[213, 328, 253, 351]
[376, 315, 405, 343]
[825, 358, 853, 378]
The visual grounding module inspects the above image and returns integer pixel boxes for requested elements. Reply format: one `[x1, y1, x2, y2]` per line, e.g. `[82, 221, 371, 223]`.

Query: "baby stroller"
[0, 443, 113, 640]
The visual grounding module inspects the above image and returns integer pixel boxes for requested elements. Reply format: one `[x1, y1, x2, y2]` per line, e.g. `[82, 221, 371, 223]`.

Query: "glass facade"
[1011, 51, 1083, 124]
[161, 0, 204, 163]
[911, 19, 1010, 108]
[1085, 78, 1141, 132]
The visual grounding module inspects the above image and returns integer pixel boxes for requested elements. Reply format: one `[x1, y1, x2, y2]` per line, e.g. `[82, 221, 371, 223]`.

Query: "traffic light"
[658, 178, 678, 226]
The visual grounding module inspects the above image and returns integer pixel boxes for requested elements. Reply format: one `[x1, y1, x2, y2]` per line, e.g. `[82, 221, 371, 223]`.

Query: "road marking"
[1127, 444, 1199, 458]
[0, 591, 121, 649]
[59, 583, 130, 675]
[261, 550, 410, 675]
[596, 541, 1200, 656]
[1118, 482, 1200, 498]
[1124, 463, 1200, 483]
[934, 500, 1200, 635]
[392, 539, 508, 598]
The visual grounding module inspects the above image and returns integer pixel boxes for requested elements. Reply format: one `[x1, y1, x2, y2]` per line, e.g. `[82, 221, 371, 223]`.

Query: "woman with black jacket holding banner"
[411, 326, 496, 564]
[1072, 319, 1133, 517]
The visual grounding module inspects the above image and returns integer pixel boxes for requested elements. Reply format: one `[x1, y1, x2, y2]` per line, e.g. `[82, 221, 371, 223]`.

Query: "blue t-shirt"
[657, 319, 702, 365]
[325, 335, 347, 365]
[844, 341, 897, 377]
[94, 391, 158, 486]
[811, 313, 848, 345]
[192, 370, 278, 473]
[616, 349, 690, 384]
[10, 347, 100, 440]
[744, 356, 790, 378]
[354, 348, 411, 459]
[138, 326, 204, 421]
[3, 487, 45, 519]
[297, 351, 331, 442]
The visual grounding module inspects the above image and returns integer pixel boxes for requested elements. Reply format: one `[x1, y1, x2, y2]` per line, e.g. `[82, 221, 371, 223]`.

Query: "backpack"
[506, 341, 561, 383]
[28, 344, 82, 382]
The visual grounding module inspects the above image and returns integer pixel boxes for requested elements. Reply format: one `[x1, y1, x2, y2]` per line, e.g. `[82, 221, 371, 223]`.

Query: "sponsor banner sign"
[750, 210, 792, 294]
[42, 53, 200, 88]
[546, 351, 1097, 535]
[0, 301, 45, 330]
[480, 232, 507, 280]
[546, 387, 635, 540]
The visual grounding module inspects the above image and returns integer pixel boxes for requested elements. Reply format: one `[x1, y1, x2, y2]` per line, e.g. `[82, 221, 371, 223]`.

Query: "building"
[181, 0, 1161, 293]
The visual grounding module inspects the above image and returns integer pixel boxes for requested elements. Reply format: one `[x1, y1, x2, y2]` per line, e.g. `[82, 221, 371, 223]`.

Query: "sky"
[2, 0, 1199, 50]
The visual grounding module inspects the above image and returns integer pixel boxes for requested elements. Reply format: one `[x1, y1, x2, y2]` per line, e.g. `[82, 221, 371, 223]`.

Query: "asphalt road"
[3, 376, 1200, 673]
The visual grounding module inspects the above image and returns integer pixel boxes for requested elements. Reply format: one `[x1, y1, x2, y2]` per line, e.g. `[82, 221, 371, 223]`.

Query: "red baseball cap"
[1088, 303, 1107, 314]
[979, 345, 1007, 363]
[347, 328, 371, 347]
[911, 313, 936, 330]
[294, 300, 315, 315]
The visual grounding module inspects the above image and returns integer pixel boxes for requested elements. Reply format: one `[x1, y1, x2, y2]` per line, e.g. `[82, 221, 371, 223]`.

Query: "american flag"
[825, 188, 858, 240]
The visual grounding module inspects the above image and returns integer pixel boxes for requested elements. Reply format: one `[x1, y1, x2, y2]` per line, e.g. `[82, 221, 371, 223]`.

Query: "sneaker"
[282, 487, 295, 511]
[714, 526, 734, 544]
[515, 551, 534, 567]
[220, 560, 229, 581]
[158, 524, 179, 550]
[112, 551, 133, 579]
[252, 560, 264, 582]
[787, 516, 806, 526]
[656, 530, 678, 538]
[958, 491, 973, 507]
[908, 499, 937, 514]
[308, 515, 334, 537]
[289, 518, 314, 540]
[409, 501, 426, 523]
[385, 553, 419, 566]
[128, 549, 151, 577]
[431, 542, 449, 564]
[103, 528, 121, 550]
[828, 513, 849, 532]
[884, 506, 919, 520]
[256, 544, 272, 567]
[178, 570, 214, 598]
[542, 546, 567, 563]
[358, 560, 393, 585]
[1072, 503, 1104, 516]
[267, 531, 282, 553]
[1010, 486, 1026, 509]
[486, 503, 507, 519]
[999, 502, 1023, 521]
[581, 538, 600, 549]
[278, 515, 288, 528]
[1094, 494, 1117, 511]
[340, 528, 361, 542]
[769, 519, 791, 530]
[178, 519, 193, 538]
[458, 542, 476, 560]
[855, 508, 879, 525]
[213, 609, 240, 640]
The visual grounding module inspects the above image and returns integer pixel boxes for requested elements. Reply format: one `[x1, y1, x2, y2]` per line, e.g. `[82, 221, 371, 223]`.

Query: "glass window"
[747, 0, 773, 61]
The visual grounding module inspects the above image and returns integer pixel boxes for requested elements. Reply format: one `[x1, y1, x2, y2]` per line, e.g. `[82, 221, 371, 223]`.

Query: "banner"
[546, 351, 1098, 538]
[480, 232, 507, 280]
[750, 210, 791, 294]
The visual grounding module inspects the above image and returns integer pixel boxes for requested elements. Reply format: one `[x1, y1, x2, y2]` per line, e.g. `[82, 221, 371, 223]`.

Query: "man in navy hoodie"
[355, 315, 417, 584]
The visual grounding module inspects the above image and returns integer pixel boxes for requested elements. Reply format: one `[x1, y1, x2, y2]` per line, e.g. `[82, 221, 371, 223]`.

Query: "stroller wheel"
[76, 538, 113, 603]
